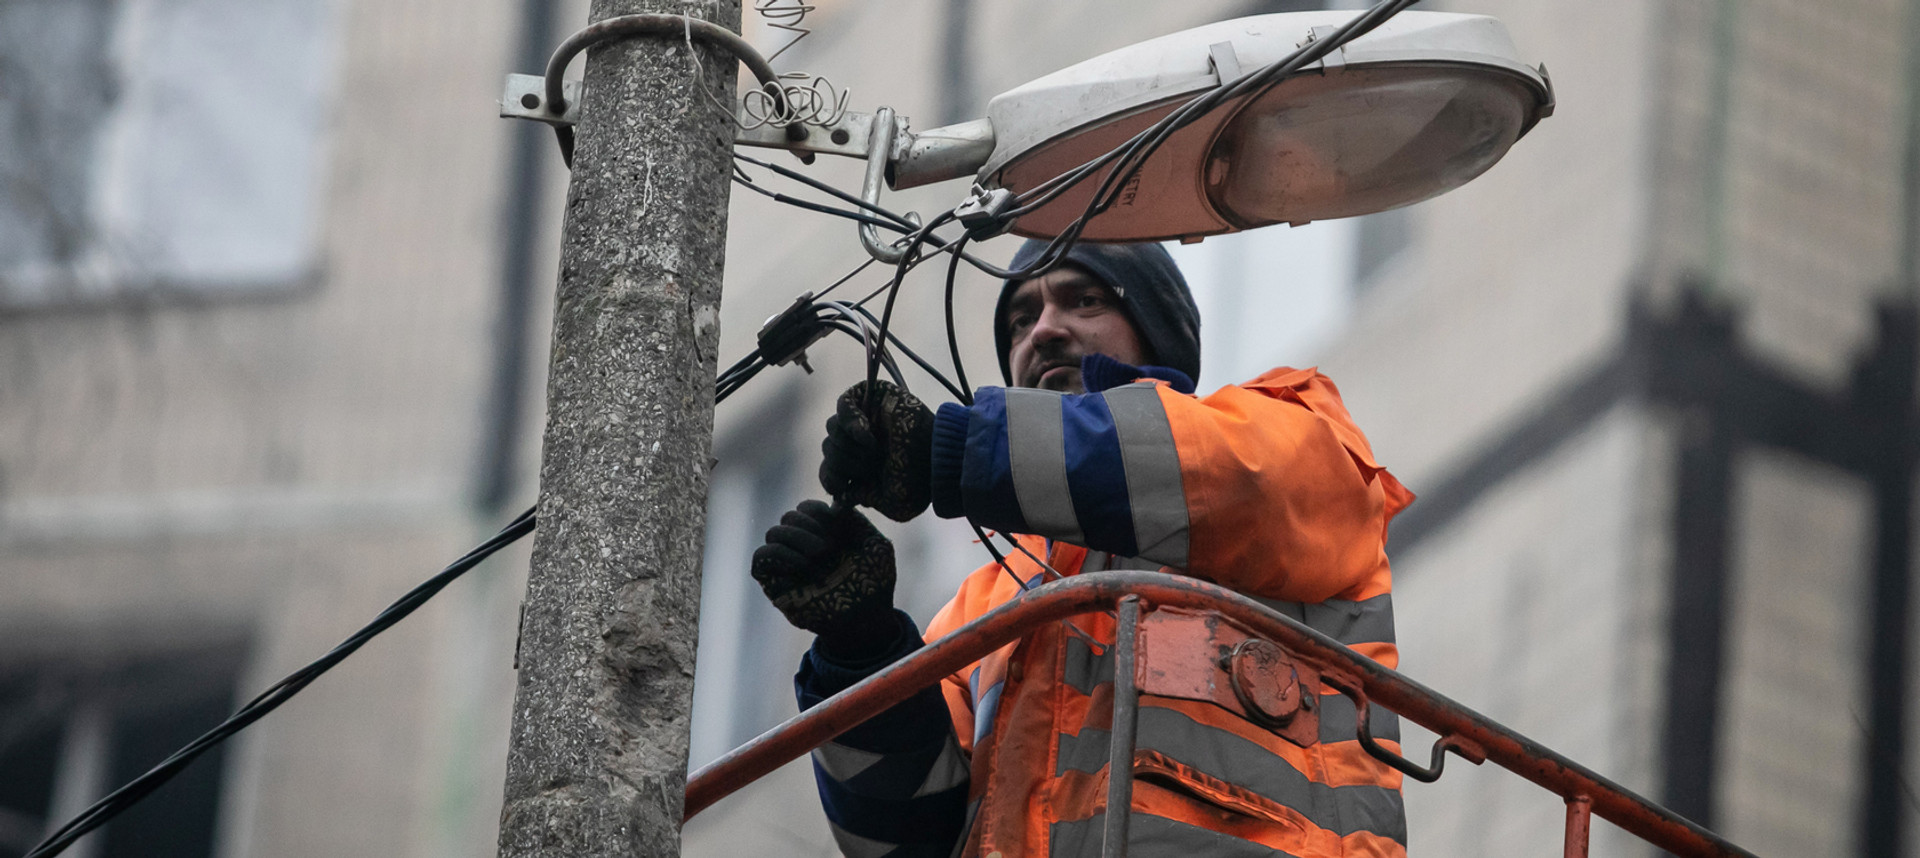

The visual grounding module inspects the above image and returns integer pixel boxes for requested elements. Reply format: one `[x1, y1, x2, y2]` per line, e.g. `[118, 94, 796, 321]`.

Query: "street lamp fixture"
[503, 10, 1552, 246]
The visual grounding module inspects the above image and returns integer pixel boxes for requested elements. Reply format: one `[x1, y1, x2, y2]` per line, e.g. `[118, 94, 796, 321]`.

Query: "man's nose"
[1029, 304, 1072, 345]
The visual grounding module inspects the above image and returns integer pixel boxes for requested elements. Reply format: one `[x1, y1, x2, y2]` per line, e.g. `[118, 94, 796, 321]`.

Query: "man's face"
[1004, 266, 1149, 394]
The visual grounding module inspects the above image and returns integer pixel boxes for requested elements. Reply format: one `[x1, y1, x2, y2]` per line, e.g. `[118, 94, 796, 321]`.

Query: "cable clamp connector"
[955, 186, 1015, 240]
[757, 292, 830, 373]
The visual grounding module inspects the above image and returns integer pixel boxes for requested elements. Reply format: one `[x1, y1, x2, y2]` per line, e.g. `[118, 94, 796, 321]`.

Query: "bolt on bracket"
[501, 72, 885, 161]
[500, 73, 582, 126]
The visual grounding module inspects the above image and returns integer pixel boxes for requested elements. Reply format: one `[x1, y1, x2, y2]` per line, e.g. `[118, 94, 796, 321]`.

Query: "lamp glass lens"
[1204, 65, 1533, 227]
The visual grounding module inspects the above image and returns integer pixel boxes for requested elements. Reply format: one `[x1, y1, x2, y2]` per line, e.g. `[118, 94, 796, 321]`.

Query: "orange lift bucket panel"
[684, 570, 1752, 858]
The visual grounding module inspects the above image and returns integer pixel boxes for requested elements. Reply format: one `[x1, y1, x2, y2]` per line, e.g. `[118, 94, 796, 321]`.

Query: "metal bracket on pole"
[501, 73, 583, 126]
[502, 73, 888, 161]
[504, 73, 953, 262]
[734, 111, 879, 159]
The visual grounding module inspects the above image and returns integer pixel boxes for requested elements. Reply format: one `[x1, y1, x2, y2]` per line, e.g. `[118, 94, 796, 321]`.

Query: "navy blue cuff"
[930, 402, 971, 519]
[1080, 353, 1194, 394]
[800, 608, 924, 699]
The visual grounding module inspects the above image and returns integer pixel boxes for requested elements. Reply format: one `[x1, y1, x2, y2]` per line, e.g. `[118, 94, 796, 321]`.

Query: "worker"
[750, 239, 1414, 857]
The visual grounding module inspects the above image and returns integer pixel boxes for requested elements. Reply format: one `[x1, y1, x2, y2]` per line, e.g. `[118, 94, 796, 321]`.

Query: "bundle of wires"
[797, 0, 1426, 394]
[22, 262, 956, 857]
[810, 0, 1426, 593]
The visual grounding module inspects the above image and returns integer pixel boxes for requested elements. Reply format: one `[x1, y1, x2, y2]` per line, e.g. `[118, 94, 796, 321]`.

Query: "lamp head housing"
[933, 11, 1552, 241]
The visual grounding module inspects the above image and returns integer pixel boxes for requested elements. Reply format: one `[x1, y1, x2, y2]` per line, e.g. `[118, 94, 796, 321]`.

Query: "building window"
[0, 0, 337, 309]
[0, 645, 243, 858]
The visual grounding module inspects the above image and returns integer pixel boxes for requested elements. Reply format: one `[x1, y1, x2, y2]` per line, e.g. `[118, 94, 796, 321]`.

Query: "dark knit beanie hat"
[993, 239, 1202, 386]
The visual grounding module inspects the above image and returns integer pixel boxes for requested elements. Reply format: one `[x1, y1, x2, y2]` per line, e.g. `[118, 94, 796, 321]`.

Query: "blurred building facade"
[2, 2, 1915, 858]
[0, 0, 547, 855]
[1342, 2, 1919, 855]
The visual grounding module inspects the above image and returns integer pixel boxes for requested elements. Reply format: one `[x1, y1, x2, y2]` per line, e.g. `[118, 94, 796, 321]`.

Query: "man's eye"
[1008, 314, 1034, 331]
[1076, 292, 1108, 309]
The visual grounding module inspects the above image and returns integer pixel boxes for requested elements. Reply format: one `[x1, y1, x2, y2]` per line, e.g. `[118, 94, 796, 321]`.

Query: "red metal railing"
[685, 570, 1753, 857]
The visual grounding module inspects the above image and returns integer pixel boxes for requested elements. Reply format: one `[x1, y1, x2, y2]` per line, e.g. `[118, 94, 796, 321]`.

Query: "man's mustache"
[1023, 349, 1082, 386]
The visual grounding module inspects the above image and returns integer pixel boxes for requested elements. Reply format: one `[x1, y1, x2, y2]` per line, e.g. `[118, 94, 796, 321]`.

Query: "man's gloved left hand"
[820, 380, 933, 522]
[751, 500, 902, 659]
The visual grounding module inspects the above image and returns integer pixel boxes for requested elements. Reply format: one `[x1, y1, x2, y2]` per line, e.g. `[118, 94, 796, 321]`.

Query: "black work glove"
[751, 500, 901, 659]
[820, 380, 934, 522]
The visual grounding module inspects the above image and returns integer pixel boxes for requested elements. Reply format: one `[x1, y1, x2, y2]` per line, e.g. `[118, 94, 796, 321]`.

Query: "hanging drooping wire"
[24, 249, 965, 858]
[24, 507, 536, 858]
[942, 232, 975, 404]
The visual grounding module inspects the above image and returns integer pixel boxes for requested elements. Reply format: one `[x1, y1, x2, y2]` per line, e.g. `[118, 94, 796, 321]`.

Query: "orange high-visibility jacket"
[800, 367, 1413, 858]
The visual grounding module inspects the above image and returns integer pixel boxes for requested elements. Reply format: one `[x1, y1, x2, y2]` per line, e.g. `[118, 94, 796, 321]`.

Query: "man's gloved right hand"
[751, 499, 901, 660]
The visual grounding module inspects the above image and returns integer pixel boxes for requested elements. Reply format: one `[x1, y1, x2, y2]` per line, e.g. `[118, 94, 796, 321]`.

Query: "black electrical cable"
[716, 360, 768, 401]
[826, 231, 971, 383]
[846, 276, 899, 309]
[941, 232, 974, 404]
[865, 211, 958, 395]
[812, 257, 880, 302]
[730, 153, 1012, 277]
[820, 318, 908, 387]
[731, 171, 911, 232]
[999, 530, 1063, 582]
[825, 303, 969, 402]
[733, 152, 919, 230]
[25, 507, 538, 858]
[970, 522, 1037, 593]
[1080, 0, 1417, 215]
[27, 324, 803, 857]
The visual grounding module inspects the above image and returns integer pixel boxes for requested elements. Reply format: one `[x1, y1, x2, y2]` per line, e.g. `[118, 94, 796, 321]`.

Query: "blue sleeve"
[795, 610, 969, 856]
[928, 368, 1195, 567]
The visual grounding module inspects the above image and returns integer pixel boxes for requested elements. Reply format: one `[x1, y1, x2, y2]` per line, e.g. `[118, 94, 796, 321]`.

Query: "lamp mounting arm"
[500, 75, 998, 186]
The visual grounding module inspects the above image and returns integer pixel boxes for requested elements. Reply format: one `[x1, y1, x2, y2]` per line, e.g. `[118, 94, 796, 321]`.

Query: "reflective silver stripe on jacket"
[1050, 813, 1306, 858]
[1251, 592, 1401, 743]
[1101, 382, 1190, 566]
[1003, 388, 1084, 544]
[915, 733, 970, 798]
[813, 741, 884, 784]
[1068, 630, 1400, 745]
[812, 735, 969, 798]
[1055, 574, 1406, 845]
[1055, 707, 1408, 844]
[1000, 384, 1190, 563]
[1065, 586, 1399, 733]
[1250, 592, 1396, 647]
[1064, 633, 1114, 696]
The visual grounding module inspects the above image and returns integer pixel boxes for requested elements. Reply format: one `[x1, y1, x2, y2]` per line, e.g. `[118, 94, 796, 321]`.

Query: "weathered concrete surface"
[496, 1, 738, 856]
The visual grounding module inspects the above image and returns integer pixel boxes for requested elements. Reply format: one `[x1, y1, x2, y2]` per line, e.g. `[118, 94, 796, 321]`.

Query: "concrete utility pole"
[496, 1, 739, 856]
